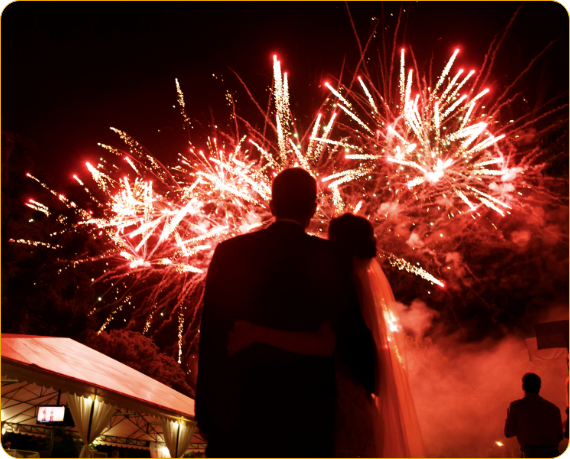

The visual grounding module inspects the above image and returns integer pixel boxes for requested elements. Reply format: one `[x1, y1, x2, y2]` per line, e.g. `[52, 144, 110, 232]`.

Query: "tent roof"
[1, 334, 195, 422]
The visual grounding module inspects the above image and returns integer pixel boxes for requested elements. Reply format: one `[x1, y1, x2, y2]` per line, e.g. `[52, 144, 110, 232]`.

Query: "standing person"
[504, 372, 564, 458]
[195, 169, 373, 458]
[229, 213, 426, 457]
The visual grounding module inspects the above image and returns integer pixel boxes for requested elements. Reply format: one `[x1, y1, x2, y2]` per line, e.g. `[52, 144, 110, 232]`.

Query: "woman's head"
[328, 213, 377, 259]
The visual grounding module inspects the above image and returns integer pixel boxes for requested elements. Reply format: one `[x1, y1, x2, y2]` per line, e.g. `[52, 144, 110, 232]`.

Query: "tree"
[2, 130, 97, 340]
[84, 329, 195, 398]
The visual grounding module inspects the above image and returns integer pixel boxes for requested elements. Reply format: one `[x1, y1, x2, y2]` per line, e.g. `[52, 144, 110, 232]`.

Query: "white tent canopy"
[1, 334, 206, 456]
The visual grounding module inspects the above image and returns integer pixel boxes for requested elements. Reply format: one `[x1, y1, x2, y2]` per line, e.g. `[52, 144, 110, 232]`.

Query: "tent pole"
[86, 396, 96, 458]
[175, 421, 181, 458]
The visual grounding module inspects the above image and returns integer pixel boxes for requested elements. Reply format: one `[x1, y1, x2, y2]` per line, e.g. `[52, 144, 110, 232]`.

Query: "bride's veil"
[353, 257, 426, 458]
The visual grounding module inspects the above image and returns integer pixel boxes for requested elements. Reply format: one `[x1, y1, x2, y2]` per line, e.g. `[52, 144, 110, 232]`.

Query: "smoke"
[397, 299, 440, 338]
[406, 232, 425, 249]
[489, 181, 516, 194]
[404, 311, 569, 457]
[500, 166, 524, 182]
[514, 127, 538, 146]
[377, 201, 402, 220]
[511, 229, 531, 247]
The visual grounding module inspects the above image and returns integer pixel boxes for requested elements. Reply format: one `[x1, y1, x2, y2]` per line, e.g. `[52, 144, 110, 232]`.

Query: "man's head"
[270, 168, 317, 227]
[522, 372, 541, 394]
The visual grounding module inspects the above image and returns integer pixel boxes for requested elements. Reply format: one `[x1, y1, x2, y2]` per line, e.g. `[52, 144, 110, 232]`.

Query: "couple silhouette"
[196, 168, 424, 458]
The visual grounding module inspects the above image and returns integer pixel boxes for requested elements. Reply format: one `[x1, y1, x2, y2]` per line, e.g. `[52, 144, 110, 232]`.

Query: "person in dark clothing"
[195, 168, 373, 458]
[504, 373, 564, 458]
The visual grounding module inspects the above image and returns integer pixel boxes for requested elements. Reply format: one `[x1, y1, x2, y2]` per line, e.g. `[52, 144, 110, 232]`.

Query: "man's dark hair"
[271, 168, 317, 220]
[522, 372, 541, 393]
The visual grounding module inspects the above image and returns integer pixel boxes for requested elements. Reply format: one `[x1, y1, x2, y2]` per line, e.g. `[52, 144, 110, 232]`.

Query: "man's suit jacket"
[504, 393, 563, 447]
[195, 221, 375, 456]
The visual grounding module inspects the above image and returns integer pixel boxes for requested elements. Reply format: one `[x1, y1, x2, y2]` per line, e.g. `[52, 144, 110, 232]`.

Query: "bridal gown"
[334, 258, 426, 458]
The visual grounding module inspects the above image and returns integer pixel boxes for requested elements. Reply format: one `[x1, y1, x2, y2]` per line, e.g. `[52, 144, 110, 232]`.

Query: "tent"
[1, 334, 206, 457]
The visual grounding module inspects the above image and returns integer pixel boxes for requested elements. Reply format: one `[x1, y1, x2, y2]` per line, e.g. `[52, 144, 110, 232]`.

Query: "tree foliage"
[2, 130, 96, 340]
[84, 329, 195, 398]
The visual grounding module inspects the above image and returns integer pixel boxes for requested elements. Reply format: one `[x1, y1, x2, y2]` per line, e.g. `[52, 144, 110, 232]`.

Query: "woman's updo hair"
[328, 213, 377, 259]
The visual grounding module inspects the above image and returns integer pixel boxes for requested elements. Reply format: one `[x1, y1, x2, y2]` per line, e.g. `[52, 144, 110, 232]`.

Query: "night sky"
[3, 2, 568, 182]
[2, 4, 569, 456]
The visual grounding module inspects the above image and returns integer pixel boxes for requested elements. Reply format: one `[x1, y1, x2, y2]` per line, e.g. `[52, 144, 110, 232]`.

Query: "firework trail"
[19, 55, 437, 364]
[316, 32, 567, 295]
[323, 49, 514, 218]
[15, 31, 566, 362]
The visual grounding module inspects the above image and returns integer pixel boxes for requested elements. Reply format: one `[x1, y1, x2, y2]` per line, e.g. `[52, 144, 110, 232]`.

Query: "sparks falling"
[15, 32, 566, 364]
[15, 56, 445, 361]
[325, 49, 515, 221]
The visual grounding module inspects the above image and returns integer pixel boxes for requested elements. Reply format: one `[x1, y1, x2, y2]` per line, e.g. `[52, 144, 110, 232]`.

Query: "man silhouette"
[195, 168, 372, 457]
[504, 373, 564, 458]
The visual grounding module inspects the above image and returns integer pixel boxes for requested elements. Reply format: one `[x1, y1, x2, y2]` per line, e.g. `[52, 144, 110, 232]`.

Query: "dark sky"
[2, 2, 568, 182]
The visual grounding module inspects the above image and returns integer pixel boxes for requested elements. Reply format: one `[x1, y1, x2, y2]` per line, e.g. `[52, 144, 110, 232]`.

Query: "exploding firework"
[14, 28, 566, 363]
[321, 49, 516, 220]
[314, 35, 567, 297]
[16, 53, 448, 363]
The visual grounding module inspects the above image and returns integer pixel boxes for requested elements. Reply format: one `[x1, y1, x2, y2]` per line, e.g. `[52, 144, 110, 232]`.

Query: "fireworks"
[7, 58, 322, 361]
[14, 33, 566, 365]
[323, 49, 515, 221]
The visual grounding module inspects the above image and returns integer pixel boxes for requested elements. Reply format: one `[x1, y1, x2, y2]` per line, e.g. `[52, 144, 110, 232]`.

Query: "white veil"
[353, 257, 426, 458]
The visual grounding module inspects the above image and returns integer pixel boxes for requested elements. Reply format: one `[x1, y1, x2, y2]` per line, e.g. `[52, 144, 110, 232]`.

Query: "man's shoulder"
[512, 395, 561, 413]
[215, 228, 267, 252]
[509, 397, 525, 408]
[306, 234, 346, 261]
[538, 395, 562, 412]
[305, 233, 335, 249]
[213, 226, 341, 265]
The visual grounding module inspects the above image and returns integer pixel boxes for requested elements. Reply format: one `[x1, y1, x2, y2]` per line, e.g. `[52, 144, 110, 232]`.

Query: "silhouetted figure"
[227, 214, 426, 457]
[196, 168, 366, 457]
[504, 373, 563, 458]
